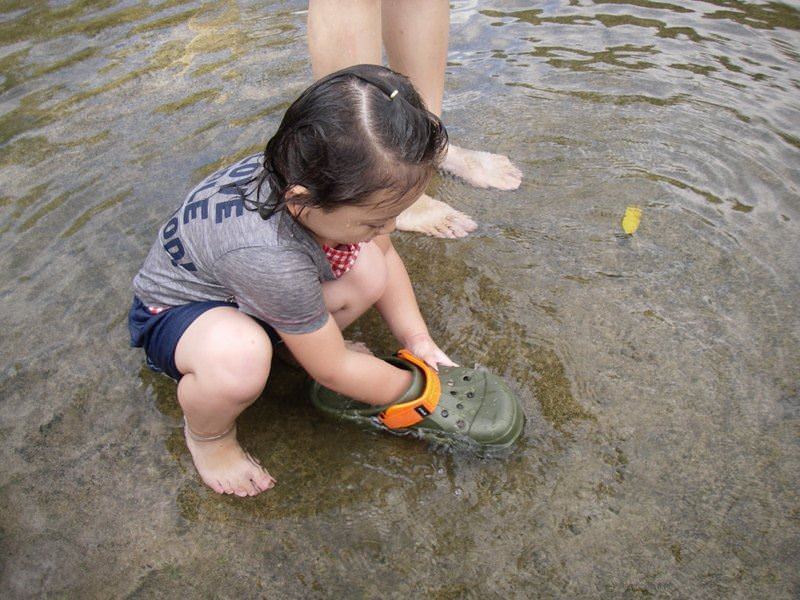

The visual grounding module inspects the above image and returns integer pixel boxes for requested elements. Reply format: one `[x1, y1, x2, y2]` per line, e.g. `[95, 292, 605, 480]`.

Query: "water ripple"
[0, 1, 798, 596]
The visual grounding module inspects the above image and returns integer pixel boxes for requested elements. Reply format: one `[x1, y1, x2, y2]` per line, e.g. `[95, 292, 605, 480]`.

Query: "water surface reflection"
[0, 0, 798, 597]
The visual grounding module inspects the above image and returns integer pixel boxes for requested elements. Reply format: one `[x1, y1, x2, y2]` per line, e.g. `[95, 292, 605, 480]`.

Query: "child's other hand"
[404, 334, 457, 371]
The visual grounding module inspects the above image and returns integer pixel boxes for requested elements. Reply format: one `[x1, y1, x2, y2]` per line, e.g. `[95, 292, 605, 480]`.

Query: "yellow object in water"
[621, 206, 642, 235]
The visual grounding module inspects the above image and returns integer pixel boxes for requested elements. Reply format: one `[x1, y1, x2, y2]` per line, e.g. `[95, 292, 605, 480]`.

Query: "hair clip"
[389, 89, 399, 100]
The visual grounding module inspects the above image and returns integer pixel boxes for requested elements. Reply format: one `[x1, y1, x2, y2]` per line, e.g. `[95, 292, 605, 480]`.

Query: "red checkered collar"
[322, 242, 364, 278]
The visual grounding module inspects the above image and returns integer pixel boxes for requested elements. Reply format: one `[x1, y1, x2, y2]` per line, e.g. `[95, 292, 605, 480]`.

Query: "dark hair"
[243, 64, 448, 219]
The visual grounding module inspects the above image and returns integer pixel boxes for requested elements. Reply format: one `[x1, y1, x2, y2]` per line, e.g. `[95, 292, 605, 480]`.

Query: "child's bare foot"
[396, 193, 477, 238]
[442, 144, 523, 190]
[184, 422, 275, 497]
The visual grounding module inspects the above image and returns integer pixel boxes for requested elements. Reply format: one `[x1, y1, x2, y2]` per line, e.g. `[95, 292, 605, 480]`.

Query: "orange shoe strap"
[378, 349, 441, 429]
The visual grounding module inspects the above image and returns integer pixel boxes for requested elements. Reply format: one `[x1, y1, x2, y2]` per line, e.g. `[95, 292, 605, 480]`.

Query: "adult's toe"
[207, 479, 225, 494]
[253, 470, 275, 492]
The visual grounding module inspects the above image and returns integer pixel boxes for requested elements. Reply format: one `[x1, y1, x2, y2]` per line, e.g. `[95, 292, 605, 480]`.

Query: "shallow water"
[1, 0, 798, 597]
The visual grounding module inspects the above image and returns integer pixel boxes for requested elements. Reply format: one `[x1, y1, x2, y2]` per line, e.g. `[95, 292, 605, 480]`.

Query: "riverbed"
[0, 1, 798, 597]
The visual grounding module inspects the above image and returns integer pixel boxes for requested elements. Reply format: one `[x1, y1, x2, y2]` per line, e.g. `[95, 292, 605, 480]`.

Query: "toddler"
[129, 64, 456, 497]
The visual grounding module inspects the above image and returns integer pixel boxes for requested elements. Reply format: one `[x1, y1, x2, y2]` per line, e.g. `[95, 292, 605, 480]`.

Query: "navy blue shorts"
[128, 296, 281, 381]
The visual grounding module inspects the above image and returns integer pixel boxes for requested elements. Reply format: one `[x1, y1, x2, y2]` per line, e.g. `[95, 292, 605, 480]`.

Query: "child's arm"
[372, 235, 456, 370]
[280, 317, 413, 406]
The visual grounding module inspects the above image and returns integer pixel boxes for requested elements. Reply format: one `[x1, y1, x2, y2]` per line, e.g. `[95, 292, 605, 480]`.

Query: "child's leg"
[381, 0, 522, 192]
[275, 242, 387, 367]
[321, 241, 387, 330]
[174, 306, 276, 497]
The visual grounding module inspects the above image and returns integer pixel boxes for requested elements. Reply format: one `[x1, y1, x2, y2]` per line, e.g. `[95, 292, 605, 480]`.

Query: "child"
[129, 64, 456, 497]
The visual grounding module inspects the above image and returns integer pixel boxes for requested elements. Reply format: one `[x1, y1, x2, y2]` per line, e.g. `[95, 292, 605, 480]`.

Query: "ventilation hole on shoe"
[456, 403, 464, 410]
[441, 409, 449, 418]
[463, 375, 471, 381]
[466, 392, 474, 398]
[450, 390, 457, 396]
[456, 419, 466, 429]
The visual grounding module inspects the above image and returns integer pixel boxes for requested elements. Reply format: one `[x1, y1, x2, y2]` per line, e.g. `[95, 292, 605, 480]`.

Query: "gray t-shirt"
[132, 154, 335, 334]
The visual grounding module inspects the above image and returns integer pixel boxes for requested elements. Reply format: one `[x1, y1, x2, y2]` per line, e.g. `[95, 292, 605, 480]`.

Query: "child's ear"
[285, 184, 309, 201]
[284, 185, 310, 218]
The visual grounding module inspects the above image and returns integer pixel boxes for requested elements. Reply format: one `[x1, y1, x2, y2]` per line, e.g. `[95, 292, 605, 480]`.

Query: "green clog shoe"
[309, 350, 524, 450]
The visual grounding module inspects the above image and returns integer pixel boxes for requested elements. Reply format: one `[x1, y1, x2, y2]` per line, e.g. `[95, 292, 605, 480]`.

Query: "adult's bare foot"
[442, 144, 523, 190]
[395, 193, 477, 238]
[184, 421, 275, 497]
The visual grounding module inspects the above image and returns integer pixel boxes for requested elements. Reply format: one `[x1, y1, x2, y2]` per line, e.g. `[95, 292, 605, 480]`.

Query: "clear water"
[1, 1, 798, 597]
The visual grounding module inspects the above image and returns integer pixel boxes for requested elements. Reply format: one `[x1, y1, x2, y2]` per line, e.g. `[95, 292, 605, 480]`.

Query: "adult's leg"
[307, 0, 382, 78]
[307, 0, 472, 238]
[379, 0, 478, 237]
[381, 0, 448, 117]
[381, 0, 522, 191]
[175, 307, 276, 496]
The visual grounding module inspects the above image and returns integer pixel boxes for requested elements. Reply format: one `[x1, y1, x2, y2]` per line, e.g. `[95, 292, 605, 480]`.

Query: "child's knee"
[204, 324, 272, 401]
[349, 242, 388, 303]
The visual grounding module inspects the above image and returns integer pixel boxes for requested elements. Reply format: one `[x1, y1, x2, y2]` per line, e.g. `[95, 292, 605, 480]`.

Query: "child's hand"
[404, 334, 457, 372]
